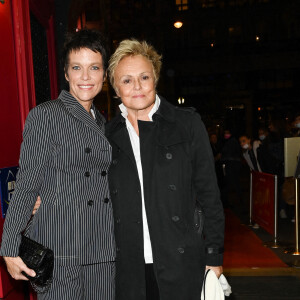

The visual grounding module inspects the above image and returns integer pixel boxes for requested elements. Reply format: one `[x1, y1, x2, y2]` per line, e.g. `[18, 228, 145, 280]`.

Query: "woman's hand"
[205, 265, 223, 278]
[32, 196, 41, 215]
[3, 256, 36, 280]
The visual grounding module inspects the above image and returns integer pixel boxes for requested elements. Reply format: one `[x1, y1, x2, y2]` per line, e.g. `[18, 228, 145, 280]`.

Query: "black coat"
[106, 98, 224, 300]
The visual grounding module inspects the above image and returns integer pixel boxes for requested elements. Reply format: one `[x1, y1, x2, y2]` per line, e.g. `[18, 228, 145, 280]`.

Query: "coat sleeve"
[0, 106, 53, 257]
[190, 113, 224, 266]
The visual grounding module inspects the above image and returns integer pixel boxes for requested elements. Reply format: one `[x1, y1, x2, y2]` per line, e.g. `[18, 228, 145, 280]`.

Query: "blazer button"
[103, 197, 110, 203]
[116, 218, 121, 224]
[85, 147, 91, 154]
[112, 159, 118, 165]
[172, 216, 180, 222]
[88, 200, 94, 206]
[116, 247, 120, 252]
[84, 171, 90, 177]
[112, 189, 118, 195]
[166, 153, 172, 160]
[101, 171, 107, 176]
[178, 247, 185, 254]
[169, 184, 176, 191]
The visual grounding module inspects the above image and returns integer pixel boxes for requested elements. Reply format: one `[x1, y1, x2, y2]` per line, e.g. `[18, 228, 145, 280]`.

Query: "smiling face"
[114, 55, 156, 116]
[65, 48, 105, 109]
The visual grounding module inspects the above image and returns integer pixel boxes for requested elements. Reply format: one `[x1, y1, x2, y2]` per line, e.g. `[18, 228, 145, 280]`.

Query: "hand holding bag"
[201, 269, 232, 300]
[19, 235, 54, 293]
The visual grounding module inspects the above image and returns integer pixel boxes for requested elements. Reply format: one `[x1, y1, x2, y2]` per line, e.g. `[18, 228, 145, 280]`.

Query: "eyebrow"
[119, 72, 152, 77]
[69, 62, 103, 65]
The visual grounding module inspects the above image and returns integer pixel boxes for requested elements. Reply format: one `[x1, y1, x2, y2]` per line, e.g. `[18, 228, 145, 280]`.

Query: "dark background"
[52, 0, 300, 138]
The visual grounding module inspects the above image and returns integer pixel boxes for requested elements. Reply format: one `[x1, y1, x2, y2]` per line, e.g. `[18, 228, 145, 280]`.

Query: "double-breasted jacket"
[0, 91, 115, 266]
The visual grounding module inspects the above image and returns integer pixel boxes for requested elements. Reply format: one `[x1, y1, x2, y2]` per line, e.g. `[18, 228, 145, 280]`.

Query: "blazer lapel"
[59, 90, 106, 139]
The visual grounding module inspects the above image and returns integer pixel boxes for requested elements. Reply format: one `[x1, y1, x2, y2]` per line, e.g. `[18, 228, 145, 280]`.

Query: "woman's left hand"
[205, 265, 223, 278]
[32, 196, 41, 215]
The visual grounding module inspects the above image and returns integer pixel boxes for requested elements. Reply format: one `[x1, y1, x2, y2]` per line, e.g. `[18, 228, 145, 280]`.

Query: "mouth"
[133, 94, 145, 98]
[78, 84, 94, 90]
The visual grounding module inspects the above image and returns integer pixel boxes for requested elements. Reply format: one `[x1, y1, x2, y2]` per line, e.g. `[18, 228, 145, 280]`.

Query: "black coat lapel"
[107, 122, 136, 166]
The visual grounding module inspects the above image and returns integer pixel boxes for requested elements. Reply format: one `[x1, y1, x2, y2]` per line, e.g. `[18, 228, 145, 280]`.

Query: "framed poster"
[0, 166, 19, 218]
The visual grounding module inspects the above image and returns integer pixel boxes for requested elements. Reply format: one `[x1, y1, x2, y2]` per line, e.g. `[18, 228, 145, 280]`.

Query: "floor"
[223, 165, 300, 299]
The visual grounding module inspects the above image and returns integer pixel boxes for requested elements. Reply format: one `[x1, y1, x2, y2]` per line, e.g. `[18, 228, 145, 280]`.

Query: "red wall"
[0, 0, 23, 169]
[0, 1, 57, 298]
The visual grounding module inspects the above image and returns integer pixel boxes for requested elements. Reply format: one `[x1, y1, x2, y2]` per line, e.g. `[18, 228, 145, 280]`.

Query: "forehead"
[239, 136, 248, 141]
[115, 55, 153, 75]
[68, 48, 103, 63]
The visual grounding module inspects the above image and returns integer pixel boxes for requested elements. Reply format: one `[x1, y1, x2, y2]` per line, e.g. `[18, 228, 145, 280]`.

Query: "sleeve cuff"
[0, 236, 22, 257]
[205, 253, 224, 266]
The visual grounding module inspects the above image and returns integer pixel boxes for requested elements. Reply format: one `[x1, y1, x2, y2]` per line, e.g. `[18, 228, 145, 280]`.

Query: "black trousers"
[145, 264, 160, 300]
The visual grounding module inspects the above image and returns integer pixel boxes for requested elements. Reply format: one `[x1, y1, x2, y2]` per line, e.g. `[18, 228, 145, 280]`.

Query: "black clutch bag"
[19, 235, 54, 293]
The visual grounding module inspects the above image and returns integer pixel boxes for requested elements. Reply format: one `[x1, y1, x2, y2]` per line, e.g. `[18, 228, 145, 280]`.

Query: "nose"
[133, 78, 142, 90]
[81, 69, 90, 80]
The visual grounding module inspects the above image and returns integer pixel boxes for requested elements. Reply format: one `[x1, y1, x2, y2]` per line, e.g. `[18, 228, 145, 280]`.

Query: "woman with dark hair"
[0, 29, 115, 299]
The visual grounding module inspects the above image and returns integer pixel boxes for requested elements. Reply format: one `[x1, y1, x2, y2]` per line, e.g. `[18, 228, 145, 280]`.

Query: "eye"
[91, 66, 100, 70]
[72, 66, 80, 70]
[141, 75, 150, 81]
[122, 78, 132, 84]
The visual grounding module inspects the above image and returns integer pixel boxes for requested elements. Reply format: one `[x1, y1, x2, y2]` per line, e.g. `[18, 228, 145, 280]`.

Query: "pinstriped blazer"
[0, 90, 116, 265]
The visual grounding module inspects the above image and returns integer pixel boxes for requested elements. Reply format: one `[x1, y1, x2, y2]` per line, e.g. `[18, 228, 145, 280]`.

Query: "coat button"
[112, 159, 118, 165]
[85, 147, 91, 154]
[116, 218, 121, 224]
[166, 153, 172, 160]
[169, 184, 176, 191]
[172, 216, 180, 222]
[84, 171, 90, 177]
[178, 247, 185, 254]
[88, 200, 94, 206]
[116, 247, 120, 252]
[101, 171, 107, 176]
[112, 189, 118, 195]
[103, 197, 110, 203]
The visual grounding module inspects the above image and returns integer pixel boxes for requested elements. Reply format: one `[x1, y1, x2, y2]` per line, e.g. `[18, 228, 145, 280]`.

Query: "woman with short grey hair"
[106, 39, 224, 300]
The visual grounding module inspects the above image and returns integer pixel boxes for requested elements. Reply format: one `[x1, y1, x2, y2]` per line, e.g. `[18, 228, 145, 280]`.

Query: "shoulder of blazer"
[30, 98, 65, 115]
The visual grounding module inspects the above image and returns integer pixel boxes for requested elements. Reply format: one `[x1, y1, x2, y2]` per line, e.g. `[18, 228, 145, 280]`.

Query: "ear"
[64, 69, 69, 82]
[103, 71, 107, 81]
[115, 86, 120, 98]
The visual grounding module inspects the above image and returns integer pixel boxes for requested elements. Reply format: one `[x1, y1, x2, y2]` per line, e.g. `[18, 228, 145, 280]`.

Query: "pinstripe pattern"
[0, 90, 116, 266]
[37, 262, 115, 300]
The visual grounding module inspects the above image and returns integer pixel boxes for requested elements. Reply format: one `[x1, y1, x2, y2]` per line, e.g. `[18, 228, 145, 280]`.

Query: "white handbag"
[201, 269, 232, 300]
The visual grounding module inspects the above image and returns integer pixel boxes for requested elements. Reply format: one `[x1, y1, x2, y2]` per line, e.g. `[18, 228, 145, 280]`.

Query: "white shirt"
[119, 95, 161, 263]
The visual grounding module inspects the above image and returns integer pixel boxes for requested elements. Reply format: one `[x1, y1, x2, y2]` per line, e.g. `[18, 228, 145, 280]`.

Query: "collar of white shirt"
[119, 94, 161, 121]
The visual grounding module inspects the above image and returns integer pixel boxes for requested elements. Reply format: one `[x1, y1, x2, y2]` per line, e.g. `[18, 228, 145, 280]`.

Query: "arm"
[0, 106, 53, 279]
[190, 114, 225, 274]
